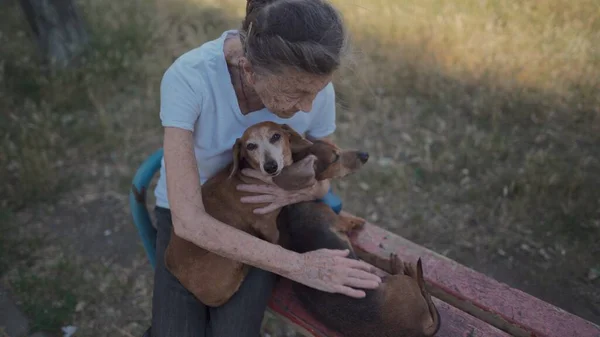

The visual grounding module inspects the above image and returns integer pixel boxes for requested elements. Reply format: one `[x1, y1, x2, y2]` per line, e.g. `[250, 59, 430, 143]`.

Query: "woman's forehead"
[268, 68, 332, 92]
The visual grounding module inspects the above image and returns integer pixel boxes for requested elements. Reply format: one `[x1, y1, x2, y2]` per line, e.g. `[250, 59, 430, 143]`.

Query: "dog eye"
[246, 143, 257, 151]
[270, 133, 281, 143]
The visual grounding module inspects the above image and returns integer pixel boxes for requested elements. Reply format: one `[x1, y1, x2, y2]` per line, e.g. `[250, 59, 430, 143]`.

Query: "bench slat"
[344, 215, 600, 337]
[269, 278, 509, 337]
[434, 300, 511, 337]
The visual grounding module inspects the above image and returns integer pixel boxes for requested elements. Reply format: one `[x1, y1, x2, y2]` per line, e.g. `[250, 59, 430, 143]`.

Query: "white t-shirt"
[154, 30, 337, 209]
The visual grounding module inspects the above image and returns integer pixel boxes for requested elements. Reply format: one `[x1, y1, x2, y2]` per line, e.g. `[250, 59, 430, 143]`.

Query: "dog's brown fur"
[164, 121, 369, 307]
[164, 121, 314, 307]
[276, 146, 442, 337]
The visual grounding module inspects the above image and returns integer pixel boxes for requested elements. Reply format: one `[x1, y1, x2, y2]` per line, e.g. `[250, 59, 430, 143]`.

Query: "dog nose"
[263, 160, 278, 174]
[357, 151, 369, 163]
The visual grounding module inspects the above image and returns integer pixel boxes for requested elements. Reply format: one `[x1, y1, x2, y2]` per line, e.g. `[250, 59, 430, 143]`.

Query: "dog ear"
[228, 138, 243, 178]
[280, 124, 313, 153]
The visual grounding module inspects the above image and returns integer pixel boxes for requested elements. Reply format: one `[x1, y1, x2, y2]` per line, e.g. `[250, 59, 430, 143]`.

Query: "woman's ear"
[229, 138, 243, 178]
[240, 57, 256, 85]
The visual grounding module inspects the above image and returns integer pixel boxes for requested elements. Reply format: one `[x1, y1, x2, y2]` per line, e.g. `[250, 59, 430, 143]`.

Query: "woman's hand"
[236, 155, 323, 214]
[288, 248, 382, 298]
[236, 168, 319, 214]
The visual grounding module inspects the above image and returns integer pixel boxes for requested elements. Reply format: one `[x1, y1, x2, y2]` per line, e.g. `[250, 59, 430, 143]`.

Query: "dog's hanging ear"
[280, 124, 313, 153]
[228, 138, 243, 178]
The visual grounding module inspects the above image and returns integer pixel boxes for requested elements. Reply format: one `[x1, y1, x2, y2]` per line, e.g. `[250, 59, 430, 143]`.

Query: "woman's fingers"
[347, 269, 382, 284]
[297, 249, 385, 298]
[334, 285, 366, 299]
[343, 276, 381, 289]
[236, 184, 276, 193]
[240, 194, 275, 203]
[253, 203, 281, 214]
[343, 258, 378, 273]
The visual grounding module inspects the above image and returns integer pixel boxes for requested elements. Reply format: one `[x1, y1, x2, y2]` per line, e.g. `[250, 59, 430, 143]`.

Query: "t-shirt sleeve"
[159, 62, 203, 131]
[306, 82, 337, 139]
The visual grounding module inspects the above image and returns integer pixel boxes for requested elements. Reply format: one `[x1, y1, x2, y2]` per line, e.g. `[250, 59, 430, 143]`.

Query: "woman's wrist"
[290, 179, 329, 204]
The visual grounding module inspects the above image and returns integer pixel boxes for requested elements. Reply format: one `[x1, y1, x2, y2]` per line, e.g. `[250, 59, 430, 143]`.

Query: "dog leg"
[389, 253, 408, 275]
[334, 214, 366, 233]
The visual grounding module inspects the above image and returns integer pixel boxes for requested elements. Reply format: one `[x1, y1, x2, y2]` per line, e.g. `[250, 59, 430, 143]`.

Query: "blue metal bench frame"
[129, 148, 343, 269]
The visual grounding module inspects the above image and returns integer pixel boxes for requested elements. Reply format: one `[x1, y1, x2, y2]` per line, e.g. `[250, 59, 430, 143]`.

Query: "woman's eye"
[270, 133, 281, 143]
[246, 143, 257, 151]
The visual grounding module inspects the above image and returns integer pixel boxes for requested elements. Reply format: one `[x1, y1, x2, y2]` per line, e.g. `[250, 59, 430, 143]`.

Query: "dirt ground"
[1, 0, 599, 336]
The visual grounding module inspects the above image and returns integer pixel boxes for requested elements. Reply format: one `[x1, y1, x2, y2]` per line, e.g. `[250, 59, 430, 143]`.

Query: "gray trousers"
[148, 206, 277, 337]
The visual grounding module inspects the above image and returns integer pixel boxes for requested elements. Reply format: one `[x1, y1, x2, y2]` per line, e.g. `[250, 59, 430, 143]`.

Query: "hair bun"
[246, 0, 277, 18]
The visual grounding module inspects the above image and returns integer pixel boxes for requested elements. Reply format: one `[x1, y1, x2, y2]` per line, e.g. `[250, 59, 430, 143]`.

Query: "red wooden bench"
[267, 212, 600, 337]
[130, 149, 600, 337]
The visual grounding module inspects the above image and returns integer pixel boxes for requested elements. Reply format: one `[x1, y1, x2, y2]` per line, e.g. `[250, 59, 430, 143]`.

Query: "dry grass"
[1, 0, 599, 335]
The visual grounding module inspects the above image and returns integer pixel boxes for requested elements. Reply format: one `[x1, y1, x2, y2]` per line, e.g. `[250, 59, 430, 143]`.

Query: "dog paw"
[335, 214, 367, 233]
[348, 216, 366, 230]
[389, 253, 404, 275]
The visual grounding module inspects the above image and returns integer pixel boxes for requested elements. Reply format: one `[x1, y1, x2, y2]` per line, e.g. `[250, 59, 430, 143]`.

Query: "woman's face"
[247, 65, 333, 119]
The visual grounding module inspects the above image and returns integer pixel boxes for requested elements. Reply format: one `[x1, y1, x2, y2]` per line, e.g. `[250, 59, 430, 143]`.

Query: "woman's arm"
[163, 126, 382, 298]
[164, 126, 300, 276]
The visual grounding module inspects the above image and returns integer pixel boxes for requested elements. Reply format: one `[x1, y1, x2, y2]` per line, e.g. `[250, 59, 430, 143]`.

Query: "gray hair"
[240, 0, 349, 76]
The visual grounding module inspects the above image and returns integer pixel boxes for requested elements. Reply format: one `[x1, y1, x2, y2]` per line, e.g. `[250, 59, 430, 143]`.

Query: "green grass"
[0, 0, 161, 210]
[0, 0, 599, 331]
[1, 209, 78, 334]
[0, 210, 43, 278]
[11, 259, 79, 333]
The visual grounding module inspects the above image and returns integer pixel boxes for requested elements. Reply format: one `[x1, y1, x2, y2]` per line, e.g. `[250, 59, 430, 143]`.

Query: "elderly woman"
[146, 0, 381, 336]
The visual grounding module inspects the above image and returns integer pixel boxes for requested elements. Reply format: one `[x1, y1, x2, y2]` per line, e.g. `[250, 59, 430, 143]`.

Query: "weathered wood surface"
[344, 213, 600, 337]
[19, 0, 89, 68]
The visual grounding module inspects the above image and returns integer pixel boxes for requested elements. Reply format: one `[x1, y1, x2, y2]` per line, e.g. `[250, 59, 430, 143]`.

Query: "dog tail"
[416, 258, 442, 336]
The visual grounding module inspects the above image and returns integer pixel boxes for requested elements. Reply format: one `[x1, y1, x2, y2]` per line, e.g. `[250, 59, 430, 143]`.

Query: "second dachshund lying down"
[275, 140, 442, 337]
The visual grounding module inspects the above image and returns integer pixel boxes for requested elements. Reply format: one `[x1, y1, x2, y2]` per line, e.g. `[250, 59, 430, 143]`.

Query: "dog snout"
[263, 160, 278, 175]
[357, 151, 369, 163]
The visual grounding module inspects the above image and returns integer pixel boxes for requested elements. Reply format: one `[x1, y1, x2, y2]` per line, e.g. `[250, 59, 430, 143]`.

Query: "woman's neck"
[223, 34, 265, 115]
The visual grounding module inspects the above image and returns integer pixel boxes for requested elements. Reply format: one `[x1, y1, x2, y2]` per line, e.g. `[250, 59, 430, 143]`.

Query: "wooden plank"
[344, 215, 600, 337]
[268, 278, 510, 337]
[434, 300, 511, 337]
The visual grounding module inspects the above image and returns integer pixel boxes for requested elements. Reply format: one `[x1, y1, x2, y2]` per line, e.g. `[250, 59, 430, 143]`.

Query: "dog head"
[271, 139, 369, 190]
[307, 140, 369, 180]
[229, 122, 313, 178]
[382, 256, 441, 337]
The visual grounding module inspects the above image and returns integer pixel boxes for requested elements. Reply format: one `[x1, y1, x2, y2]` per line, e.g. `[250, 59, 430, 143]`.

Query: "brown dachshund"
[164, 121, 369, 307]
[276, 144, 442, 337]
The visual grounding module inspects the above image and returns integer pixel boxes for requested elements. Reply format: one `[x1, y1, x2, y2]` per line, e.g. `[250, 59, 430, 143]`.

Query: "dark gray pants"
[148, 207, 277, 337]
